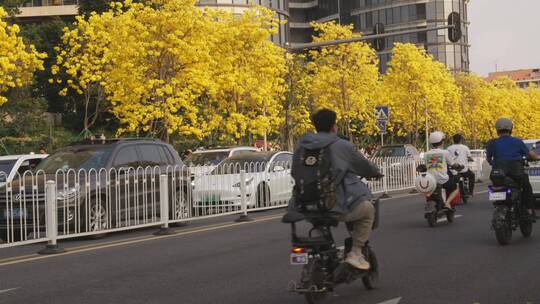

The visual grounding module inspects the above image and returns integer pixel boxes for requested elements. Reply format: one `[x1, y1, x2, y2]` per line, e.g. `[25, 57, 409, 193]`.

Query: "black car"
[372, 144, 419, 159]
[0, 138, 190, 243]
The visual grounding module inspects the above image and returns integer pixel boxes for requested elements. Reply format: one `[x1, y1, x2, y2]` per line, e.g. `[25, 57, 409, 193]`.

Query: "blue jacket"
[486, 135, 528, 165]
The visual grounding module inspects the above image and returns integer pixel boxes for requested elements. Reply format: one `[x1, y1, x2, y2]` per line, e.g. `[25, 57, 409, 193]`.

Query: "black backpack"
[292, 146, 337, 213]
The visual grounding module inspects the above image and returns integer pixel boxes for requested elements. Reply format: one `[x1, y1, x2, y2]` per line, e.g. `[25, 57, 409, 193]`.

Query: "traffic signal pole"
[288, 24, 457, 51]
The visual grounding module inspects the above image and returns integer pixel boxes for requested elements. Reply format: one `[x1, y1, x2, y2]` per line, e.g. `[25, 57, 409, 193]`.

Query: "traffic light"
[372, 23, 385, 52]
[448, 12, 462, 43]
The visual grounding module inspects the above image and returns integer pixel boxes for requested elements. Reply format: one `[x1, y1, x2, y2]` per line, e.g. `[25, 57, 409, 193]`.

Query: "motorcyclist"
[447, 134, 476, 196]
[424, 131, 460, 209]
[290, 109, 382, 270]
[486, 118, 540, 219]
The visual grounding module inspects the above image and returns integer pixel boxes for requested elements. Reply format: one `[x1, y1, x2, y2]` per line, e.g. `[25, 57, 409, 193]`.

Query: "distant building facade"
[289, 0, 470, 73]
[16, 0, 78, 21]
[196, 0, 289, 46]
[487, 68, 540, 89]
[14, 0, 469, 73]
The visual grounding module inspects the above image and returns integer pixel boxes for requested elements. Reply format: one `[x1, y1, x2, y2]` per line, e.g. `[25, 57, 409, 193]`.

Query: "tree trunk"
[83, 89, 90, 131]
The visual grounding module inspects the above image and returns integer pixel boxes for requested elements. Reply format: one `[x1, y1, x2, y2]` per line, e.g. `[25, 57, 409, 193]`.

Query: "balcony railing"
[23, 0, 78, 7]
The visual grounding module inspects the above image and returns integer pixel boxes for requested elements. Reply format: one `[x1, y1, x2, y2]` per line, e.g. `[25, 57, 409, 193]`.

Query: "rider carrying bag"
[292, 145, 337, 213]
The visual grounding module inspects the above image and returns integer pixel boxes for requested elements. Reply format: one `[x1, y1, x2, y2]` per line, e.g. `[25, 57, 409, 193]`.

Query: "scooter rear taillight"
[292, 247, 306, 254]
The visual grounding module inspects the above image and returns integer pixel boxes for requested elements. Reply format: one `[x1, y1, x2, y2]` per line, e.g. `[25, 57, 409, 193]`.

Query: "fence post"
[39, 180, 64, 254]
[409, 158, 418, 194]
[235, 170, 253, 222]
[155, 174, 173, 235]
[380, 161, 391, 199]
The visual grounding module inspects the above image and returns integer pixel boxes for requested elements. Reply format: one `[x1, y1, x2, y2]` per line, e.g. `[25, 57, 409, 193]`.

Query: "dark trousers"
[460, 170, 476, 194]
[509, 174, 534, 210]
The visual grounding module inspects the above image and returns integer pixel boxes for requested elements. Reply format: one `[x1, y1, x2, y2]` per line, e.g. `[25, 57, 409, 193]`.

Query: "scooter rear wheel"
[362, 247, 379, 290]
[446, 209, 455, 223]
[304, 293, 324, 304]
[427, 212, 437, 227]
[301, 260, 326, 304]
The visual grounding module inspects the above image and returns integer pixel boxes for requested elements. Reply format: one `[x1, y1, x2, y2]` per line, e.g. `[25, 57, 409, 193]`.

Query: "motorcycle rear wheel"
[520, 220, 533, 238]
[494, 223, 512, 245]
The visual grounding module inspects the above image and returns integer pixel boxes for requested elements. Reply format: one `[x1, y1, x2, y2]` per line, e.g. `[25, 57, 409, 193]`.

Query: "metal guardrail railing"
[0, 156, 449, 251]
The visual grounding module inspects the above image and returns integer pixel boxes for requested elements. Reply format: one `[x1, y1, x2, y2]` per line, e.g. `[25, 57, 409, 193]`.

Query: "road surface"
[1, 184, 539, 304]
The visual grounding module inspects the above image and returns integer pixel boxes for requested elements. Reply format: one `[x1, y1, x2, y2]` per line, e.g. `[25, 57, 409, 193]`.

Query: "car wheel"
[81, 198, 110, 239]
[0, 228, 6, 243]
[170, 189, 190, 227]
[256, 183, 271, 208]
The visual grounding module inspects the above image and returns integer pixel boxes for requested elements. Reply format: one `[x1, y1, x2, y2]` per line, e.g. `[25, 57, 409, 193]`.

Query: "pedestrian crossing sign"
[375, 106, 389, 121]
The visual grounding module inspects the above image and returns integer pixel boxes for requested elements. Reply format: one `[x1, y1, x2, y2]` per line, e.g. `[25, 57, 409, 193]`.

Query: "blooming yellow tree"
[455, 73, 493, 147]
[205, 7, 286, 144]
[382, 43, 461, 147]
[456, 74, 540, 145]
[486, 77, 540, 140]
[0, 7, 46, 105]
[281, 53, 313, 150]
[52, 9, 117, 132]
[102, 0, 215, 142]
[309, 21, 380, 141]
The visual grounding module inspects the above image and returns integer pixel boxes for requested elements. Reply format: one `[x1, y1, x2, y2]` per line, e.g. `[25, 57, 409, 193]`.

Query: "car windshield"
[212, 156, 268, 174]
[35, 147, 112, 173]
[0, 160, 16, 182]
[185, 152, 229, 166]
[373, 147, 406, 157]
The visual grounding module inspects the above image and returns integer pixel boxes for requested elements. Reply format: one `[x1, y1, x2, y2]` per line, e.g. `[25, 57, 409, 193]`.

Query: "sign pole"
[375, 105, 389, 147]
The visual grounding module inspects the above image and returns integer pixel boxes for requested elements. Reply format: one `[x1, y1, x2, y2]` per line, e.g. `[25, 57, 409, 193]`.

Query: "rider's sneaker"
[345, 250, 370, 270]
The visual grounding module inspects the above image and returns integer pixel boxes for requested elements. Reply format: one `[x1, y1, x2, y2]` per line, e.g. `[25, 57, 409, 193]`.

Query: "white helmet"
[415, 173, 437, 194]
[428, 131, 445, 145]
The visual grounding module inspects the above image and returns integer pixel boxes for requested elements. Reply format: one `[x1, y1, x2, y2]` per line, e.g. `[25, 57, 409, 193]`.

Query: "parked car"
[185, 147, 259, 178]
[0, 138, 190, 243]
[469, 149, 486, 180]
[524, 139, 540, 151]
[0, 154, 48, 187]
[192, 151, 293, 209]
[372, 144, 419, 186]
[372, 144, 420, 159]
[524, 140, 540, 206]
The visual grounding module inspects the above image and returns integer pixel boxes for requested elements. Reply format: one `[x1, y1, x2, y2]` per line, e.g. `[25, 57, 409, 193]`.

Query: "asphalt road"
[1, 184, 540, 304]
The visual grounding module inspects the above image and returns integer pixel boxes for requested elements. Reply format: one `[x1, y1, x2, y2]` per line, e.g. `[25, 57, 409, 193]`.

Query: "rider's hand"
[369, 173, 384, 180]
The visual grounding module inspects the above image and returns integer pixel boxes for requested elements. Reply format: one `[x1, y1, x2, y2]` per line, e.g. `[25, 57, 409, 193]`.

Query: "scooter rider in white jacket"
[423, 131, 459, 209]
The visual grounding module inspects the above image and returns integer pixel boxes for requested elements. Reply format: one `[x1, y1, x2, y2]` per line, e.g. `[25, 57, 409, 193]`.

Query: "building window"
[416, 4, 426, 19]
[366, 11, 372, 28]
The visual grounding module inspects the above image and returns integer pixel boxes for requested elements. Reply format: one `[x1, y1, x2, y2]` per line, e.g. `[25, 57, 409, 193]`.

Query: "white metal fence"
[0, 157, 422, 250]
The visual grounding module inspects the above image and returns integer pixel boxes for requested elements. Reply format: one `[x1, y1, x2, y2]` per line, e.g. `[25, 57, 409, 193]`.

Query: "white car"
[192, 151, 293, 208]
[524, 139, 540, 203]
[0, 154, 48, 186]
[185, 146, 258, 177]
[469, 149, 487, 179]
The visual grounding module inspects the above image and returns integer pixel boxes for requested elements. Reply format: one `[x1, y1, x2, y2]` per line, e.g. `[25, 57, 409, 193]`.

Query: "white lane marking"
[379, 188, 488, 202]
[437, 214, 463, 223]
[0, 287, 19, 294]
[376, 297, 402, 304]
